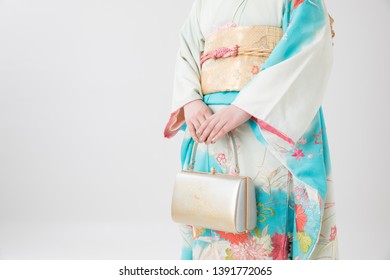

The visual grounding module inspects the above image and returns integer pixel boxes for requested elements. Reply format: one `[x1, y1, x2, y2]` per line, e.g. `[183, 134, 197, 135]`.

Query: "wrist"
[231, 104, 252, 118]
[184, 99, 203, 109]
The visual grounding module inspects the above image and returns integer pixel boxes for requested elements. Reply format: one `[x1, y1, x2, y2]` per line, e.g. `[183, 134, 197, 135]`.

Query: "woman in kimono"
[164, 0, 338, 260]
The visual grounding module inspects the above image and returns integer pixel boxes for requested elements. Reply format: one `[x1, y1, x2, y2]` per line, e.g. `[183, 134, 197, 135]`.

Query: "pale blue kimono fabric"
[177, 0, 337, 260]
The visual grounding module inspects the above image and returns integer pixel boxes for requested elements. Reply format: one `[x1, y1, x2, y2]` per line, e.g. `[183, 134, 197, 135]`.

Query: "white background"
[0, 0, 389, 259]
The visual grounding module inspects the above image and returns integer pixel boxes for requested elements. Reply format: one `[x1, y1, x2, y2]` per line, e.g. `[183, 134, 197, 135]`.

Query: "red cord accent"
[200, 45, 239, 67]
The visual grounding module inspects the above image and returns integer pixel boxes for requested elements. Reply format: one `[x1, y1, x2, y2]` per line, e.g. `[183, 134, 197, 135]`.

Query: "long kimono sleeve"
[231, 0, 334, 151]
[163, 0, 204, 139]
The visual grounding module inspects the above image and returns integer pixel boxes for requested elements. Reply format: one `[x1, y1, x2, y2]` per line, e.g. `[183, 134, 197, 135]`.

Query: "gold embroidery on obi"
[200, 25, 284, 95]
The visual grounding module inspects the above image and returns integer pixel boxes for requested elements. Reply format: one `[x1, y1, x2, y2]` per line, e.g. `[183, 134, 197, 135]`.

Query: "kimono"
[164, 0, 339, 260]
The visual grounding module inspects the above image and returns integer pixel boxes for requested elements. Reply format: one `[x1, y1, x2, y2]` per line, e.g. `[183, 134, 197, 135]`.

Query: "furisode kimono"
[164, 0, 339, 260]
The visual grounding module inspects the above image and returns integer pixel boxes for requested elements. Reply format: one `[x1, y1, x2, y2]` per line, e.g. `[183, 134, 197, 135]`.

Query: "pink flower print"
[229, 165, 238, 175]
[251, 65, 260, 75]
[294, 186, 309, 203]
[217, 21, 237, 31]
[216, 153, 227, 165]
[314, 130, 323, 144]
[270, 233, 289, 260]
[290, 0, 305, 10]
[279, 148, 288, 154]
[318, 193, 323, 207]
[295, 204, 308, 232]
[216, 230, 250, 245]
[292, 148, 304, 161]
[329, 225, 337, 241]
[298, 137, 307, 144]
[307, 153, 313, 159]
[230, 237, 268, 260]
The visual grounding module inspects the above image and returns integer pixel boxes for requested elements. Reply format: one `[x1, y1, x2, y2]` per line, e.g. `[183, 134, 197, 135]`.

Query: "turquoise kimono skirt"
[176, 90, 339, 260]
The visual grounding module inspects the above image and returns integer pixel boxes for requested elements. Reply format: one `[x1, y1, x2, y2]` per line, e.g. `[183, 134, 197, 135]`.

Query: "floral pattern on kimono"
[164, 0, 339, 260]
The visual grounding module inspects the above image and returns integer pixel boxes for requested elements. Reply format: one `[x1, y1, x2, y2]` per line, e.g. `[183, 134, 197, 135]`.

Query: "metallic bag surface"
[171, 131, 257, 234]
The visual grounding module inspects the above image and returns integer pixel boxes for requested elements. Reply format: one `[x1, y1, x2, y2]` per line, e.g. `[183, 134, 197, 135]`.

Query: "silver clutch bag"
[171, 131, 257, 235]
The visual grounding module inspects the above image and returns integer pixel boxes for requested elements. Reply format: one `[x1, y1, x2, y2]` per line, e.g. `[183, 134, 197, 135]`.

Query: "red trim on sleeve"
[251, 116, 296, 146]
[163, 107, 185, 139]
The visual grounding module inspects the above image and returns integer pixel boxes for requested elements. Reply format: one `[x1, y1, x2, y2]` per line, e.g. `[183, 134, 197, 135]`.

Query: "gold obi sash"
[200, 25, 284, 94]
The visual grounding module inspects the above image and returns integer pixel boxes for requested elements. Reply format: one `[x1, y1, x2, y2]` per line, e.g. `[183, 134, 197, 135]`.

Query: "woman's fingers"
[212, 131, 227, 144]
[187, 121, 199, 143]
[183, 99, 211, 143]
[203, 118, 220, 143]
[192, 118, 202, 132]
[199, 108, 228, 143]
[195, 114, 206, 131]
[204, 108, 213, 119]
[197, 115, 214, 142]
[190, 104, 250, 144]
[206, 120, 229, 144]
[196, 115, 209, 138]
[194, 105, 213, 133]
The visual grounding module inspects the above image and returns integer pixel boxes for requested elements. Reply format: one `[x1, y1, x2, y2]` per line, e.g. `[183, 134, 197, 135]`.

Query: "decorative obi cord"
[200, 25, 284, 95]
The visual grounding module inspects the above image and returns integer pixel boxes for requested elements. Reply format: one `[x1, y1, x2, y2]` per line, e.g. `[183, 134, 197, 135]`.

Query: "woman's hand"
[196, 104, 252, 144]
[183, 99, 213, 143]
